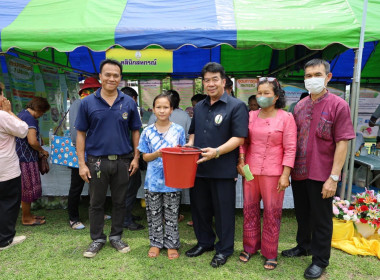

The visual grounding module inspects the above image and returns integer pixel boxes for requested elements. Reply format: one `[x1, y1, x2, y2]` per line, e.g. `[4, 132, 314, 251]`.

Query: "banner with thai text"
[39, 65, 64, 136]
[358, 84, 380, 114]
[236, 78, 257, 105]
[171, 79, 194, 110]
[106, 49, 173, 73]
[5, 57, 36, 114]
[139, 79, 162, 111]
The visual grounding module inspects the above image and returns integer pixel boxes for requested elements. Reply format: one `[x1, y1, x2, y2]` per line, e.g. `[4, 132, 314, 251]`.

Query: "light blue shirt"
[138, 122, 186, 192]
[148, 108, 191, 140]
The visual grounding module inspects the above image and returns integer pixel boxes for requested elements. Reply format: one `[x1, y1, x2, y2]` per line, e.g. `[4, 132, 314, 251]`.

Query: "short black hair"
[201, 62, 226, 80]
[225, 76, 233, 88]
[304, 58, 330, 75]
[26, 96, 51, 113]
[121, 87, 138, 98]
[99, 59, 123, 75]
[153, 93, 173, 108]
[300, 92, 309, 100]
[191, 94, 207, 103]
[257, 78, 286, 109]
[166, 90, 180, 109]
[248, 95, 257, 102]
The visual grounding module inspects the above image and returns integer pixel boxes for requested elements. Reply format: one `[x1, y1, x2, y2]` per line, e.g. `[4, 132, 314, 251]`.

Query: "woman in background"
[16, 96, 50, 226]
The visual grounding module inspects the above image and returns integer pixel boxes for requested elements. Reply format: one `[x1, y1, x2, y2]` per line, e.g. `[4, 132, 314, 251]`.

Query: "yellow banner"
[106, 49, 173, 73]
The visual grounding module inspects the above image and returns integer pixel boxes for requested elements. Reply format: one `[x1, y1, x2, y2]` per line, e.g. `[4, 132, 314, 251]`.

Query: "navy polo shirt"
[75, 89, 142, 156]
[189, 92, 248, 178]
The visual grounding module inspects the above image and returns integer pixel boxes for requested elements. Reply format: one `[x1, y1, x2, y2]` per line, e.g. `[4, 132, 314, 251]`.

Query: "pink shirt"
[291, 92, 355, 182]
[240, 109, 297, 176]
[0, 111, 29, 181]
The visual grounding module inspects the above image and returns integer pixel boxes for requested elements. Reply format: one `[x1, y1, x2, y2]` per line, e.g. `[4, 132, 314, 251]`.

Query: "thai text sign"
[106, 49, 173, 73]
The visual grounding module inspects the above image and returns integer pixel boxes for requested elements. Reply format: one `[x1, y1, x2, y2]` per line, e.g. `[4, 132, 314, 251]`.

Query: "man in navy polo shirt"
[185, 62, 249, 267]
[75, 59, 142, 258]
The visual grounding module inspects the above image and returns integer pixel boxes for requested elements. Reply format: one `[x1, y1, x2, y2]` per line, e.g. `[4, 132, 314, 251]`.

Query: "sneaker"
[70, 221, 85, 230]
[83, 241, 104, 258]
[110, 239, 130, 253]
[0, 236, 26, 251]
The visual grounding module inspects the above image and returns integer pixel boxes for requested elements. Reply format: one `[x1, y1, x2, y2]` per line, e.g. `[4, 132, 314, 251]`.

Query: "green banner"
[5, 57, 36, 114]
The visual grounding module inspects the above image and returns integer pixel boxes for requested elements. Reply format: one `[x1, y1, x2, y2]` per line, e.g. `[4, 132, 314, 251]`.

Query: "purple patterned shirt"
[291, 91, 355, 182]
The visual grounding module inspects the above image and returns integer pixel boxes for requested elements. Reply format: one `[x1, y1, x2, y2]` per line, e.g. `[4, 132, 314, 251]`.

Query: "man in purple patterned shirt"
[282, 59, 355, 279]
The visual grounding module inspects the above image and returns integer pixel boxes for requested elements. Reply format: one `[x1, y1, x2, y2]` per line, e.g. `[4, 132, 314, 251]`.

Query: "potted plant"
[349, 189, 380, 238]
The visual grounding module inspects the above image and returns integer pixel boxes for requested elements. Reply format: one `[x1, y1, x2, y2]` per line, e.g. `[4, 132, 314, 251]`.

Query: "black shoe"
[124, 221, 145, 231]
[210, 253, 228, 268]
[281, 246, 310, 257]
[304, 264, 325, 279]
[185, 245, 214, 257]
[83, 241, 104, 258]
[132, 215, 142, 221]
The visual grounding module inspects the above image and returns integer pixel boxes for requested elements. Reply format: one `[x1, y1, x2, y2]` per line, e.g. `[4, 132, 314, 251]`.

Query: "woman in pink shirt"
[0, 89, 29, 250]
[237, 77, 297, 270]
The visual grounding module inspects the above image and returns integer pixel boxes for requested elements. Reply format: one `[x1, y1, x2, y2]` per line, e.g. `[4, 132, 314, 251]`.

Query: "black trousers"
[190, 177, 236, 257]
[291, 179, 333, 268]
[67, 167, 86, 222]
[123, 169, 141, 226]
[87, 156, 130, 242]
[0, 176, 21, 248]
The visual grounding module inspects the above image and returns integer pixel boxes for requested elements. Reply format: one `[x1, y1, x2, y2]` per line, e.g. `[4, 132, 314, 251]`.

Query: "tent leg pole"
[347, 50, 359, 200]
[340, 142, 351, 198]
[346, 0, 368, 200]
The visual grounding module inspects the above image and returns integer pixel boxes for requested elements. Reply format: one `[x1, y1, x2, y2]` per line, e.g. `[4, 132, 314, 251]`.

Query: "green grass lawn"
[0, 203, 379, 280]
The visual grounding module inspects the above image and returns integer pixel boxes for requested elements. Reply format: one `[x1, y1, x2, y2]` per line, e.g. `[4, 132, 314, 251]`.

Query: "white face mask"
[304, 77, 326, 95]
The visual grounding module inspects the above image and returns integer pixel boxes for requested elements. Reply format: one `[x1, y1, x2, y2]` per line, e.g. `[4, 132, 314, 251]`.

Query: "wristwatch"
[215, 148, 220, 159]
[330, 175, 339, 182]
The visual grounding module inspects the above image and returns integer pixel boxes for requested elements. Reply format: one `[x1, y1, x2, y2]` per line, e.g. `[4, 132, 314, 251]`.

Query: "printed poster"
[358, 85, 380, 114]
[39, 65, 64, 137]
[5, 57, 36, 114]
[357, 114, 378, 139]
[282, 83, 307, 109]
[171, 79, 194, 110]
[236, 78, 257, 105]
[65, 72, 80, 104]
[139, 79, 162, 111]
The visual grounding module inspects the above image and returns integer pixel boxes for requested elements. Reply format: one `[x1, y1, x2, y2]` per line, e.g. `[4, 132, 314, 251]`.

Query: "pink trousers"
[243, 175, 284, 259]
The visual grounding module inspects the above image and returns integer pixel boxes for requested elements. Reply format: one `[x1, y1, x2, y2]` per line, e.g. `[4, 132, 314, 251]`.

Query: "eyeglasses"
[258, 77, 277, 82]
[258, 77, 280, 87]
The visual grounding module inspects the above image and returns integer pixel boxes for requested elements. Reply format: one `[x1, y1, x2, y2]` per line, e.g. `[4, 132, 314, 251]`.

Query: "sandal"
[34, 215, 45, 220]
[239, 251, 253, 263]
[148, 247, 160, 258]
[168, 249, 179, 260]
[70, 221, 85, 230]
[22, 219, 46, 226]
[264, 258, 278, 270]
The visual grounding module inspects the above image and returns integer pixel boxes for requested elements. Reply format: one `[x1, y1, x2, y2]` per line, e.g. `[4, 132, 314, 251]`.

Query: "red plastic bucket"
[161, 147, 202, 189]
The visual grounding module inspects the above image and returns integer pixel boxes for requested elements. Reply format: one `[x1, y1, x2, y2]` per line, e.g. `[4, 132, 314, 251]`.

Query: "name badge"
[214, 114, 223, 125]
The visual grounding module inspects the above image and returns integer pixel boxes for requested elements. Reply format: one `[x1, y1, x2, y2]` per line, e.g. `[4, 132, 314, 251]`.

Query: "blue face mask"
[256, 96, 275, 109]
